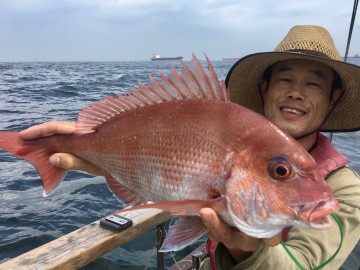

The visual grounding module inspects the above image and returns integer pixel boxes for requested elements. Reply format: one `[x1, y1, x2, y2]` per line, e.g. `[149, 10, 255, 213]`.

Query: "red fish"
[0, 54, 339, 251]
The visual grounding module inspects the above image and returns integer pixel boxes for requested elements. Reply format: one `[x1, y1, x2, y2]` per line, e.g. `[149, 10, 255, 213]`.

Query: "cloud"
[0, 0, 358, 61]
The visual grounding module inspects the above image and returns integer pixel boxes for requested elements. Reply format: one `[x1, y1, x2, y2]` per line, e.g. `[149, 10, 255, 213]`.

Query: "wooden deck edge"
[0, 208, 171, 270]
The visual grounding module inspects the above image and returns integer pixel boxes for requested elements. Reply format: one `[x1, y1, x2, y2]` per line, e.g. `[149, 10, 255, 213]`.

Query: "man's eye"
[308, 82, 321, 88]
[279, 78, 291, 83]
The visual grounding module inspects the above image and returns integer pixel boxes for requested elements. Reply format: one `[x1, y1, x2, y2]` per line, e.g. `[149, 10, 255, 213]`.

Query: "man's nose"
[287, 84, 305, 100]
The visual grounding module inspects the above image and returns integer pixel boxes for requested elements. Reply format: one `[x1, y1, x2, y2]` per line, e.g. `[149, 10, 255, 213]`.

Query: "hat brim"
[225, 51, 360, 132]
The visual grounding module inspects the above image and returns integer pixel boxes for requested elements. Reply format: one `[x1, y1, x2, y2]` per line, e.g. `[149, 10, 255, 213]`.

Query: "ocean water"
[0, 58, 360, 269]
[0, 59, 233, 269]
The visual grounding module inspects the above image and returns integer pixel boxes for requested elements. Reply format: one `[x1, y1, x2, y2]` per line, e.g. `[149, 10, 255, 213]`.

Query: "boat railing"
[0, 208, 209, 270]
[0, 209, 171, 270]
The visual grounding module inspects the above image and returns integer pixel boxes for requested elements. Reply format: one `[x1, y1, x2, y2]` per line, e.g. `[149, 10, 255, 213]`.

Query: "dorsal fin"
[75, 53, 230, 132]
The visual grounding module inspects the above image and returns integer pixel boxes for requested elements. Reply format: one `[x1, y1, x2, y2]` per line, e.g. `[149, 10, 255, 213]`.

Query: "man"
[20, 25, 360, 269]
[199, 25, 360, 269]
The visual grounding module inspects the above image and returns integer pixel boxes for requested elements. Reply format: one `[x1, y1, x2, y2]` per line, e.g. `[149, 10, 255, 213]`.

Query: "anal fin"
[105, 174, 143, 205]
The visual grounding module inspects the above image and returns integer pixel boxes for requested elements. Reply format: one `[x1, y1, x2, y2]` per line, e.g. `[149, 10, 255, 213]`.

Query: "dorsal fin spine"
[128, 87, 145, 104]
[75, 54, 230, 132]
[204, 54, 223, 100]
[131, 86, 155, 105]
[136, 88, 156, 105]
[126, 93, 146, 107]
[77, 117, 101, 125]
[114, 96, 133, 110]
[191, 54, 216, 99]
[103, 97, 126, 113]
[159, 71, 185, 100]
[170, 66, 195, 99]
[180, 61, 204, 98]
[117, 95, 137, 109]
[92, 102, 116, 116]
[149, 76, 173, 101]
[104, 96, 126, 112]
[88, 106, 111, 119]
[80, 108, 107, 120]
[222, 81, 230, 102]
[138, 82, 164, 103]
[100, 100, 120, 114]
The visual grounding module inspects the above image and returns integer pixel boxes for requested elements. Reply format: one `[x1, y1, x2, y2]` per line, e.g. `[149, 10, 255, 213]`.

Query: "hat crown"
[275, 25, 342, 61]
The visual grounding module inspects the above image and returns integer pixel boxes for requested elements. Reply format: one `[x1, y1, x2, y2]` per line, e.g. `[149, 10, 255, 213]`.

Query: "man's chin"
[276, 125, 308, 139]
[268, 117, 309, 138]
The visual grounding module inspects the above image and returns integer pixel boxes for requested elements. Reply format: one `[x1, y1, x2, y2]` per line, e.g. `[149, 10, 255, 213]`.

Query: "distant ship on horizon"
[222, 58, 241, 61]
[151, 54, 183, 61]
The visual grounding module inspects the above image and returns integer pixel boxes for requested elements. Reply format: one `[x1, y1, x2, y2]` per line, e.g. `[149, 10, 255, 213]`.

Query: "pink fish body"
[0, 55, 339, 251]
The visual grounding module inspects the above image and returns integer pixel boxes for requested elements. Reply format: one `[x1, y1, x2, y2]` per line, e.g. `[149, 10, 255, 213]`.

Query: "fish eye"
[268, 157, 293, 181]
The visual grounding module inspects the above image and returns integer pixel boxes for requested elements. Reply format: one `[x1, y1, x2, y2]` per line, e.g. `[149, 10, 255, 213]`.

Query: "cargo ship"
[151, 54, 183, 61]
[222, 58, 241, 61]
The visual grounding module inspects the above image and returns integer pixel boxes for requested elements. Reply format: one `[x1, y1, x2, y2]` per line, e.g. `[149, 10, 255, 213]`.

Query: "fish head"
[225, 143, 339, 238]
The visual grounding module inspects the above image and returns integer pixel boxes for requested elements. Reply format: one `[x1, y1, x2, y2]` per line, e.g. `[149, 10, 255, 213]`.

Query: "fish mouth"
[294, 199, 339, 228]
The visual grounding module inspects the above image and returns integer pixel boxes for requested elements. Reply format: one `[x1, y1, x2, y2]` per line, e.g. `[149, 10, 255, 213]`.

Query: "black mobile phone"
[100, 214, 133, 233]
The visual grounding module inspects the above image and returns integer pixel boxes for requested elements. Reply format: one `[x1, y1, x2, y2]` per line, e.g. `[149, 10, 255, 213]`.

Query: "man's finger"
[49, 153, 105, 176]
[200, 208, 236, 242]
[19, 121, 76, 139]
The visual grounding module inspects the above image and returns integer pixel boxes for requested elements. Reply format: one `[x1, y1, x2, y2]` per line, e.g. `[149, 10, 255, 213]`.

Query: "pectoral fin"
[159, 216, 208, 252]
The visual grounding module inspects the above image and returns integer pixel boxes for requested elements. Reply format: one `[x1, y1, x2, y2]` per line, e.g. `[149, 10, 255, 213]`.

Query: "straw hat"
[226, 25, 360, 132]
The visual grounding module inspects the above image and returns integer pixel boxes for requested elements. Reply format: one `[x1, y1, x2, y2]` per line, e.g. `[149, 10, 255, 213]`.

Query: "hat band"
[286, 49, 332, 59]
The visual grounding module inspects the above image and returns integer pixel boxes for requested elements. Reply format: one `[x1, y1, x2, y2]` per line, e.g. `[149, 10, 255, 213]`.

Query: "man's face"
[261, 59, 341, 139]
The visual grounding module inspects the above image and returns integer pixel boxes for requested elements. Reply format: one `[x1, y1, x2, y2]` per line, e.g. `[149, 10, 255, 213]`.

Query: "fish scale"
[72, 123, 229, 202]
[0, 54, 339, 251]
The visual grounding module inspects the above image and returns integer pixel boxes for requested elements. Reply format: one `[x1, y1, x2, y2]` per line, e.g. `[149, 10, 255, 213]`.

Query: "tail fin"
[0, 132, 66, 196]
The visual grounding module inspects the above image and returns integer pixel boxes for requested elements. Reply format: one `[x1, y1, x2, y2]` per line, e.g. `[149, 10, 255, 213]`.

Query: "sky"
[0, 0, 359, 62]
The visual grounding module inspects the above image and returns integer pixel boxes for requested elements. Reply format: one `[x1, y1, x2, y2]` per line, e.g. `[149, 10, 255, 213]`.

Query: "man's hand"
[19, 121, 105, 176]
[199, 208, 282, 263]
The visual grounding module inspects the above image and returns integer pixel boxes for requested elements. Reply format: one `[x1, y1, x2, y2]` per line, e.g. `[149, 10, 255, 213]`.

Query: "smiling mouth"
[281, 107, 305, 115]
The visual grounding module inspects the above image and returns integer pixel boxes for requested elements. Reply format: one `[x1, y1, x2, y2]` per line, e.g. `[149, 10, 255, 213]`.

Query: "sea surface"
[0, 58, 360, 269]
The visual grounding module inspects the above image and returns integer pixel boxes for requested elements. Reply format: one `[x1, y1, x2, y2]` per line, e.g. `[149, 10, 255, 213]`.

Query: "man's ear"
[329, 88, 343, 111]
[259, 79, 268, 96]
